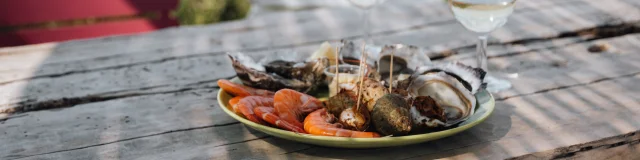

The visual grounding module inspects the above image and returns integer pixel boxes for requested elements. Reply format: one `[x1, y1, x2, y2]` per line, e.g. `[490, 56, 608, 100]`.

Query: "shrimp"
[229, 96, 244, 107]
[234, 96, 274, 125]
[254, 107, 306, 133]
[274, 89, 324, 129]
[217, 79, 275, 97]
[304, 109, 381, 138]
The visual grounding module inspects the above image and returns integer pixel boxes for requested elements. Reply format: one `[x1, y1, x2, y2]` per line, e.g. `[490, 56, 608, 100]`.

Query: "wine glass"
[448, 0, 516, 93]
[347, 0, 384, 43]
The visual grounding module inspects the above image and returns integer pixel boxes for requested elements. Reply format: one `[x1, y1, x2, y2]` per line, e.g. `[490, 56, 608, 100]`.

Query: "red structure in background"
[0, 0, 179, 47]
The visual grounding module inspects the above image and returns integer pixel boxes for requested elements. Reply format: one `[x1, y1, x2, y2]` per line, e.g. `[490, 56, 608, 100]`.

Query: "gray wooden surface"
[1, 0, 639, 159]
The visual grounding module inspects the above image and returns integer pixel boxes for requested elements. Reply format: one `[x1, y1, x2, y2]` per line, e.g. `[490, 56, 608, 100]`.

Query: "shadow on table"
[6, 0, 640, 159]
[262, 102, 515, 160]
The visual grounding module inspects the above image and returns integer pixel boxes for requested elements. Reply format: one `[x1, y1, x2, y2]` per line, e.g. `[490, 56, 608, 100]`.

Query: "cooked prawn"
[218, 79, 275, 97]
[234, 96, 274, 125]
[304, 109, 381, 138]
[254, 107, 306, 133]
[229, 96, 244, 107]
[274, 89, 324, 129]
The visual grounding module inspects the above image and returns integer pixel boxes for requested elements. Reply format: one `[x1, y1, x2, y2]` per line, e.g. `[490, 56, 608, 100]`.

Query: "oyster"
[228, 53, 329, 93]
[414, 62, 486, 94]
[406, 62, 485, 128]
[377, 44, 432, 84]
[409, 96, 446, 128]
[338, 40, 381, 68]
[264, 57, 329, 86]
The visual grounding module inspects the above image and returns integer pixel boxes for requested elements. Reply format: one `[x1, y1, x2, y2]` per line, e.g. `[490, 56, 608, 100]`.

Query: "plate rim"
[216, 78, 495, 148]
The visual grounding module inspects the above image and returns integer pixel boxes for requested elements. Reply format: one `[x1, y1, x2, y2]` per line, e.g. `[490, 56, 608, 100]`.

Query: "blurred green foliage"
[174, 0, 251, 25]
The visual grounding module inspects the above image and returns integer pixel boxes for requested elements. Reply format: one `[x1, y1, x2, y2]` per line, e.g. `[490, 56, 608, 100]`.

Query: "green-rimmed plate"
[217, 78, 495, 148]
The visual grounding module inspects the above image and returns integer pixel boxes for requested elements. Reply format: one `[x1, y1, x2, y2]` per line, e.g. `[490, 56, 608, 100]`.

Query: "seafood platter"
[217, 40, 495, 148]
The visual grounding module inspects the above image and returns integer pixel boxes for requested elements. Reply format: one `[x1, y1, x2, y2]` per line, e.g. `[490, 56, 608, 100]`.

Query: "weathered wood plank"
[0, 0, 447, 77]
[452, 34, 640, 100]
[0, 88, 251, 159]
[16, 136, 312, 160]
[0, 0, 637, 85]
[443, 22, 640, 61]
[0, 43, 329, 113]
[2, 32, 638, 115]
[2, 33, 640, 159]
[2, 0, 640, 113]
[0, 52, 236, 113]
[15, 70, 640, 160]
[509, 131, 640, 160]
[0, 0, 565, 61]
[1, 0, 640, 159]
[402, 75, 640, 159]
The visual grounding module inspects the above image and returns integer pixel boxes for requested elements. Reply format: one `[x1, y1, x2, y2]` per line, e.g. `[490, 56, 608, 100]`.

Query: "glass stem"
[476, 35, 489, 71]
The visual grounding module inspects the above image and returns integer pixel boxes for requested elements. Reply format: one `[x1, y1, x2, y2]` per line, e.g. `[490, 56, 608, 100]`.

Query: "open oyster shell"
[338, 40, 381, 67]
[415, 62, 486, 94]
[406, 62, 485, 128]
[408, 71, 477, 127]
[337, 40, 432, 83]
[227, 52, 328, 93]
[377, 44, 432, 85]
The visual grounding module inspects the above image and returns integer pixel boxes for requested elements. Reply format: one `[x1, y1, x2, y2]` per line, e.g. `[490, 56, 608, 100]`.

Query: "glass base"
[484, 75, 512, 93]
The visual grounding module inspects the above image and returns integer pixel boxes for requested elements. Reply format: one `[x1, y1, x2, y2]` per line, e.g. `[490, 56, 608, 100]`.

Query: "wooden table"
[1, 0, 640, 159]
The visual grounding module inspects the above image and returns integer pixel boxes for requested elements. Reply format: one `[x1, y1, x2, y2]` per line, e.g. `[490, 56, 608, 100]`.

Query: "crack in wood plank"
[0, 52, 214, 86]
[3, 34, 640, 158]
[0, 113, 28, 122]
[283, 59, 640, 156]
[397, 130, 640, 160]
[1, 21, 637, 112]
[7, 122, 242, 160]
[0, 75, 232, 114]
[3, 33, 640, 157]
[0, 87, 212, 114]
[281, 146, 314, 155]
[6, 27, 638, 115]
[507, 131, 640, 160]
[0, 1, 599, 86]
[253, 71, 640, 156]
[208, 135, 273, 150]
[432, 21, 640, 61]
[6, 64, 638, 159]
[0, 87, 202, 114]
[2, 21, 637, 88]
[397, 140, 500, 160]
[12, 53, 634, 119]
[497, 71, 640, 101]
[2, 1, 640, 158]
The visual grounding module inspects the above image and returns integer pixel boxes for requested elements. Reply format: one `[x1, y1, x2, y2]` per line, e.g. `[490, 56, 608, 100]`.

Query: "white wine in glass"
[450, 0, 515, 33]
[449, 0, 516, 93]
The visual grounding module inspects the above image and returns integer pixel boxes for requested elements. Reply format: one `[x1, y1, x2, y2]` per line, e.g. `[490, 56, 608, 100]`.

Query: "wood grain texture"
[509, 131, 640, 160]
[460, 34, 640, 101]
[12, 67, 640, 160]
[2, 33, 640, 159]
[0, 0, 637, 84]
[0, 88, 240, 159]
[1, 0, 640, 159]
[1, 0, 640, 114]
